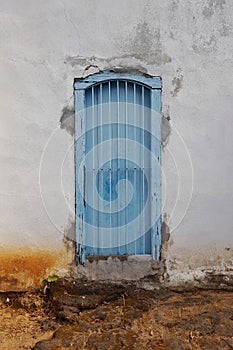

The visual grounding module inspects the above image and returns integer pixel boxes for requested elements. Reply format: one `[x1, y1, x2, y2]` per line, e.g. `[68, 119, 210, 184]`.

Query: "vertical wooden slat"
[125, 81, 128, 252]
[99, 83, 103, 255]
[91, 86, 97, 255]
[108, 81, 112, 253]
[133, 83, 137, 255]
[75, 89, 86, 264]
[116, 80, 120, 253]
[151, 89, 162, 260]
[141, 85, 145, 254]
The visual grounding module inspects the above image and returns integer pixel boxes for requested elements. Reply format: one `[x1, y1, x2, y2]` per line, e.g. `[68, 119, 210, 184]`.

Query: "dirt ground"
[0, 279, 233, 350]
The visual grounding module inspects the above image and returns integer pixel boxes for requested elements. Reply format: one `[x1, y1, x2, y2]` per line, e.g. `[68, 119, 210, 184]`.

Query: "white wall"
[0, 0, 233, 285]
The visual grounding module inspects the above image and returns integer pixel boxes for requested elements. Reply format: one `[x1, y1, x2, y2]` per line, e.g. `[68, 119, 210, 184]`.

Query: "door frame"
[74, 71, 162, 264]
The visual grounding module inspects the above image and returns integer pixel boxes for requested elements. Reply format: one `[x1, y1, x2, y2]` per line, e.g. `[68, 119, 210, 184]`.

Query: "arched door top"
[74, 71, 162, 90]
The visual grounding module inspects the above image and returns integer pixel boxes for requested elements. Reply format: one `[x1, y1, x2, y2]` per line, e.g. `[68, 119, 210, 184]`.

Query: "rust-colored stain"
[0, 249, 71, 291]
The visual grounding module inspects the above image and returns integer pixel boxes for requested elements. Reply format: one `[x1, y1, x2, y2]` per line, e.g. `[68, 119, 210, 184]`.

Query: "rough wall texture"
[0, 0, 233, 289]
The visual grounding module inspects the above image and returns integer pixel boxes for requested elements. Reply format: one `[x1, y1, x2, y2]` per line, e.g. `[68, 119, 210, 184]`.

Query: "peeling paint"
[162, 105, 171, 147]
[60, 96, 75, 136]
[65, 54, 151, 72]
[107, 66, 149, 76]
[165, 245, 233, 288]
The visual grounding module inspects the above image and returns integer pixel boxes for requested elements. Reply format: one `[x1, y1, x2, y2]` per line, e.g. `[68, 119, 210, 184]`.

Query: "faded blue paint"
[74, 71, 162, 263]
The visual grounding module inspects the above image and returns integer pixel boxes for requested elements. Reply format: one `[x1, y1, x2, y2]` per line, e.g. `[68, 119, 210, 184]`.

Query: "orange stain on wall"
[0, 249, 72, 291]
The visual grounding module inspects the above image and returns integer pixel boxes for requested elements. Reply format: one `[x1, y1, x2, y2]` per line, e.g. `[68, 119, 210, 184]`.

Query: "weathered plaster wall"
[0, 0, 233, 289]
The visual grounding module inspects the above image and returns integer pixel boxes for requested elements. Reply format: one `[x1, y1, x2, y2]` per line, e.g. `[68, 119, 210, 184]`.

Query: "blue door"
[74, 72, 162, 264]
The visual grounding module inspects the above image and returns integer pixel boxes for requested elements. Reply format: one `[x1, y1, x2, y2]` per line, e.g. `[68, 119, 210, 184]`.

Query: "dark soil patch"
[0, 280, 233, 349]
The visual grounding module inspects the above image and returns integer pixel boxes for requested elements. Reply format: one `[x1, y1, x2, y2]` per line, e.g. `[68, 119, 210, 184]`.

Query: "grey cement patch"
[160, 214, 171, 276]
[203, 0, 226, 18]
[192, 33, 218, 54]
[63, 216, 76, 242]
[64, 56, 93, 67]
[64, 55, 104, 67]
[63, 218, 76, 262]
[60, 96, 75, 136]
[170, 68, 183, 97]
[162, 220, 170, 246]
[73, 255, 165, 281]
